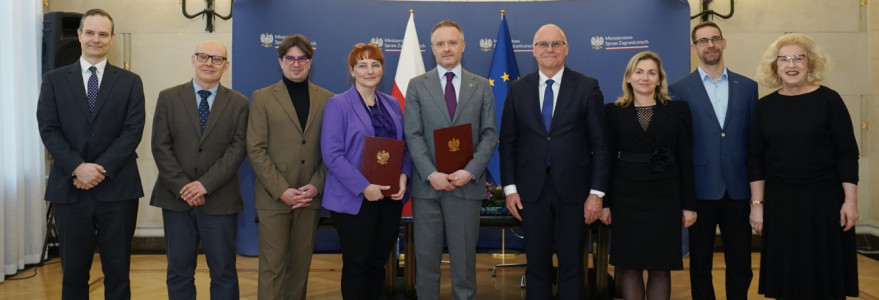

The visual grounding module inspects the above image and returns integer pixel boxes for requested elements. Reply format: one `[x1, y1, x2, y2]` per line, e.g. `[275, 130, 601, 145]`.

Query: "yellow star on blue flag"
[486, 13, 519, 183]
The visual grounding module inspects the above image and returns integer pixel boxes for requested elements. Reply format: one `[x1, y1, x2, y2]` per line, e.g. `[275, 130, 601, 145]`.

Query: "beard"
[699, 50, 722, 65]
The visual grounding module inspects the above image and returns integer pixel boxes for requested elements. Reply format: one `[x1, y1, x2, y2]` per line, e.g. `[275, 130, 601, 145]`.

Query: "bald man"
[499, 24, 610, 299]
[150, 40, 249, 299]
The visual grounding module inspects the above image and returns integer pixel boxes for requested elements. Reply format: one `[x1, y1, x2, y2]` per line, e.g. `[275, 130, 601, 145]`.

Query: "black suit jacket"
[37, 61, 145, 203]
[499, 68, 610, 203]
[604, 101, 697, 210]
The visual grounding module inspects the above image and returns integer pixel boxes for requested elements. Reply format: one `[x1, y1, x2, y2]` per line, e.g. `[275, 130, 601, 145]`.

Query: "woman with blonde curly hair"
[749, 33, 859, 299]
[601, 51, 697, 300]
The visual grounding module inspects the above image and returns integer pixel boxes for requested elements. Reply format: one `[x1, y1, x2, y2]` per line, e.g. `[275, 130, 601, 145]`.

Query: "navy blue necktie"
[542, 79, 554, 166]
[197, 90, 211, 132]
[87, 66, 98, 115]
[542, 79, 554, 132]
[444, 72, 457, 120]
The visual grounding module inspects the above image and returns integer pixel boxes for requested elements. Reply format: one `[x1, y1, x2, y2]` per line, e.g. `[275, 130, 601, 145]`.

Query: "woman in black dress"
[750, 33, 859, 300]
[601, 51, 697, 300]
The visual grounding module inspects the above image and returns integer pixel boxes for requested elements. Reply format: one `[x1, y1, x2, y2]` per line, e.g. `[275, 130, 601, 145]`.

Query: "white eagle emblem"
[479, 38, 494, 52]
[370, 37, 384, 48]
[590, 35, 604, 50]
[260, 33, 274, 48]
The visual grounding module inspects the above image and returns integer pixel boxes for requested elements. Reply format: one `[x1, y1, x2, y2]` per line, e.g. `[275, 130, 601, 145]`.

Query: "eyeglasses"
[693, 36, 723, 46]
[776, 54, 807, 64]
[194, 53, 227, 65]
[282, 55, 311, 66]
[533, 40, 567, 49]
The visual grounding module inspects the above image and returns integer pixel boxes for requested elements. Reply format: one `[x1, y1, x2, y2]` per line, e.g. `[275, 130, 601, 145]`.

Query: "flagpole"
[486, 8, 521, 261]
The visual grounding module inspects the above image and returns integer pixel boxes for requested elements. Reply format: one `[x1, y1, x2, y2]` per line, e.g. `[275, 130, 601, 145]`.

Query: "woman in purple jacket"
[320, 43, 411, 299]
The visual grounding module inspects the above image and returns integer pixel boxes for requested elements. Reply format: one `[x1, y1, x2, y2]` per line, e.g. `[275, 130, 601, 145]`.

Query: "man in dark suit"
[150, 40, 248, 300]
[404, 20, 497, 300]
[668, 21, 758, 300]
[36, 8, 145, 300]
[499, 24, 610, 300]
[246, 34, 333, 300]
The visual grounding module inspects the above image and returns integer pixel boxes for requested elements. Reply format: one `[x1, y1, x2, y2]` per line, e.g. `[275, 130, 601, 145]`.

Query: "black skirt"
[608, 172, 683, 270]
[758, 181, 859, 299]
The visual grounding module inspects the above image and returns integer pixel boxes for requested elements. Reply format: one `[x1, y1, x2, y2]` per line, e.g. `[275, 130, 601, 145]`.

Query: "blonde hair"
[615, 51, 671, 107]
[755, 33, 829, 89]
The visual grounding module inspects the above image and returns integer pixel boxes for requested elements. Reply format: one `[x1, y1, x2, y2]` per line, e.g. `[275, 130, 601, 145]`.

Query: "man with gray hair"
[500, 24, 610, 299]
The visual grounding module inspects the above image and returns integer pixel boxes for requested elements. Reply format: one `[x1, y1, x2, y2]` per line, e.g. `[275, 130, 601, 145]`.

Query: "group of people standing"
[34, 7, 860, 300]
[592, 21, 860, 300]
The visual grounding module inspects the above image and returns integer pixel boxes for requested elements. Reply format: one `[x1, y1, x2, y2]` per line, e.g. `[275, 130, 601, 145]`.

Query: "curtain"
[0, 0, 48, 281]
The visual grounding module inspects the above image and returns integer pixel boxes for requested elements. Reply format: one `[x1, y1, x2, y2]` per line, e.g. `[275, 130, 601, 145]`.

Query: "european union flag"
[486, 14, 519, 184]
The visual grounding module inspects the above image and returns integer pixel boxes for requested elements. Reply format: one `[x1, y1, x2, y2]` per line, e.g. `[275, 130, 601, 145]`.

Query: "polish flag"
[392, 11, 425, 217]
[391, 10, 426, 110]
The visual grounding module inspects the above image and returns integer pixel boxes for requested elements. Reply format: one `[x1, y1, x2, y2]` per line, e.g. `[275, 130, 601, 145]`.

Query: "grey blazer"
[150, 81, 249, 215]
[404, 67, 498, 200]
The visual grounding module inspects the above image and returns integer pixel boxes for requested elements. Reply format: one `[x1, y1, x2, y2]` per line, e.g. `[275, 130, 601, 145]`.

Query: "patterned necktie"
[542, 79, 554, 132]
[198, 90, 211, 132]
[87, 66, 98, 115]
[444, 72, 457, 120]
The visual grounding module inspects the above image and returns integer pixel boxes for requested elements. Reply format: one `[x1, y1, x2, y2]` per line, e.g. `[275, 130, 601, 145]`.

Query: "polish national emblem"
[260, 33, 274, 48]
[370, 37, 384, 48]
[479, 38, 494, 52]
[448, 138, 461, 152]
[377, 150, 390, 165]
[591, 35, 604, 50]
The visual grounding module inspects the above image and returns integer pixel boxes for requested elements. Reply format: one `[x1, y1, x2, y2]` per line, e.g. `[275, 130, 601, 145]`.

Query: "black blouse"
[748, 86, 859, 184]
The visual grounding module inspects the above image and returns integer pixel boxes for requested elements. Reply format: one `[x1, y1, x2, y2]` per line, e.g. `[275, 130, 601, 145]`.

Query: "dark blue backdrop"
[232, 0, 691, 256]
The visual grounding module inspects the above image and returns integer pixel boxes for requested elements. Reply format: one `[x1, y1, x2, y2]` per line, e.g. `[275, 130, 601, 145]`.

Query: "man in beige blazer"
[150, 40, 248, 300]
[246, 34, 334, 300]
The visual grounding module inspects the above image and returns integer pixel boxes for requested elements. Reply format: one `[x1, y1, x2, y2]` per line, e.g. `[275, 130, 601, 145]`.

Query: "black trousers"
[331, 198, 402, 300]
[518, 176, 586, 300]
[687, 193, 753, 300]
[54, 193, 138, 300]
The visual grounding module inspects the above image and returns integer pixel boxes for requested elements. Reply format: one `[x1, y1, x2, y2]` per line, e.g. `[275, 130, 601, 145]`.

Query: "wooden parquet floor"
[2, 252, 878, 299]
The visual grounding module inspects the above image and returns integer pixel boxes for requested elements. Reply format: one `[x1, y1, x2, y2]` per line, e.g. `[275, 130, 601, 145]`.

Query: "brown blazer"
[246, 80, 333, 211]
[150, 81, 249, 215]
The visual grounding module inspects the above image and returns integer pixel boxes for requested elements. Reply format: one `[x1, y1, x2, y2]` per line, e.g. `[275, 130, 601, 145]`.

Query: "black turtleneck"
[282, 76, 310, 129]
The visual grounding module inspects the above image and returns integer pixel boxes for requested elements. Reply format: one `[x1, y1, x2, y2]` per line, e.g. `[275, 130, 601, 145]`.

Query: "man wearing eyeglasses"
[37, 9, 145, 299]
[404, 20, 497, 300]
[150, 40, 248, 300]
[668, 21, 758, 300]
[246, 34, 333, 300]
[499, 24, 610, 299]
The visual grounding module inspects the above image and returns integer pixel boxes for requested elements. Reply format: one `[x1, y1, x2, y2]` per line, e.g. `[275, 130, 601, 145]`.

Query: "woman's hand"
[363, 184, 389, 201]
[682, 210, 697, 228]
[840, 182, 859, 232]
[750, 203, 764, 235]
[390, 174, 408, 200]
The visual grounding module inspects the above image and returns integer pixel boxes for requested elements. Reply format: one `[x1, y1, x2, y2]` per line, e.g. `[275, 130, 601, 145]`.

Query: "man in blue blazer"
[668, 21, 758, 300]
[499, 24, 610, 299]
[37, 9, 145, 300]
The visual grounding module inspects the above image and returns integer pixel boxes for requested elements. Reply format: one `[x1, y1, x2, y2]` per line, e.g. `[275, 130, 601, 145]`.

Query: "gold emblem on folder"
[448, 138, 461, 152]
[377, 150, 390, 165]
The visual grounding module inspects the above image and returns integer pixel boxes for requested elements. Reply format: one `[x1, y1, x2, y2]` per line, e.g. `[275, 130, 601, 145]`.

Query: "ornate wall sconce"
[181, 0, 233, 33]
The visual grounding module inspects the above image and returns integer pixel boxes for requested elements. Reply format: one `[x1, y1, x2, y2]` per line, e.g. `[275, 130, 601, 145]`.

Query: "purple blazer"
[321, 86, 412, 214]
